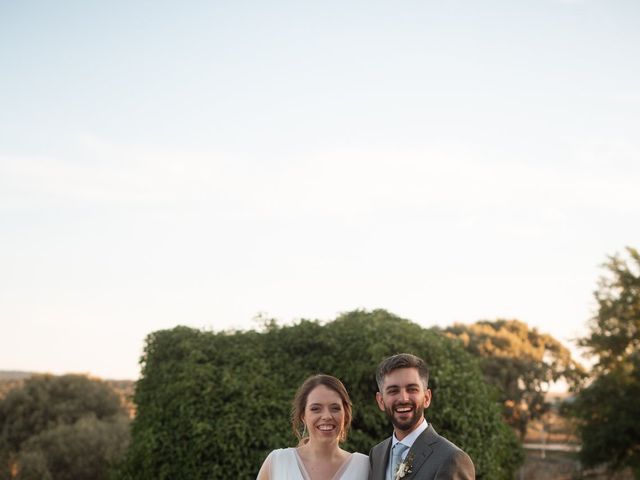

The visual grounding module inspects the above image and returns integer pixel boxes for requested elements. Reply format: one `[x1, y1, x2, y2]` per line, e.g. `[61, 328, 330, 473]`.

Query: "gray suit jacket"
[368, 425, 475, 480]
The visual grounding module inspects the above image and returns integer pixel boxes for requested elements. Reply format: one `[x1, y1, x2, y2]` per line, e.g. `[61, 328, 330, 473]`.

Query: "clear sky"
[1, 0, 639, 380]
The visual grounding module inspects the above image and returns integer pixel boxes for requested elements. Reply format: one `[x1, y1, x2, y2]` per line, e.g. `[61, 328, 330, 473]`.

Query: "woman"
[257, 374, 369, 479]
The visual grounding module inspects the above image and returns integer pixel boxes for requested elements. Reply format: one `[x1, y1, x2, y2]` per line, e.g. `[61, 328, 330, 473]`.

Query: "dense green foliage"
[444, 319, 585, 438]
[573, 248, 640, 477]
[0, 374, 130, 480]
[117, 309, 522, 479]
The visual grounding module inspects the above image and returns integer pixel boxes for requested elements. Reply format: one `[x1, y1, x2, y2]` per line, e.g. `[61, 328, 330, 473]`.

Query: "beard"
[384, 401, 424, 432]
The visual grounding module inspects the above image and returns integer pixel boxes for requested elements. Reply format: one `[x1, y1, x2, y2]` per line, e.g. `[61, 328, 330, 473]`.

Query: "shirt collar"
[391, 418, 428, 449]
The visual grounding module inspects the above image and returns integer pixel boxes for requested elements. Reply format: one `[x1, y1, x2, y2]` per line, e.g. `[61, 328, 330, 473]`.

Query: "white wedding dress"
[260, 447, 370, 479]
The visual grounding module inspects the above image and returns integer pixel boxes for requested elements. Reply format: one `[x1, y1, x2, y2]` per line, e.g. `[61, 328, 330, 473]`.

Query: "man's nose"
[399, 389, 410, 401]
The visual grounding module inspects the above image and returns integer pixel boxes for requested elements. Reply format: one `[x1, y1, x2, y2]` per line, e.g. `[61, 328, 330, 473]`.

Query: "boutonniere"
[395, 452, 415, 480]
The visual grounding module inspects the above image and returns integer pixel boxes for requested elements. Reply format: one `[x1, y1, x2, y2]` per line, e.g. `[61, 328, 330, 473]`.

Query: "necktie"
[390, 442, 409, 479]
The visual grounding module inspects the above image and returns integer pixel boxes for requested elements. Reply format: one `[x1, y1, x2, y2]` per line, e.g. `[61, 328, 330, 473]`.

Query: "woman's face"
[302, 384, 345, 443]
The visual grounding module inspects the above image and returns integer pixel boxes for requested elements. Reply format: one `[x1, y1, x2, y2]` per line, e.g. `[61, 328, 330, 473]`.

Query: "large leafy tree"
[573, 247, 640, 477]
[0, 374, 130, 480]
[444, 319, 585, 439]
[117, 309, 522, 480]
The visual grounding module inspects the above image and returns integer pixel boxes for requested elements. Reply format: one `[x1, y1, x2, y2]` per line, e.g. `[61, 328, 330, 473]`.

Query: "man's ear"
[423, 388, 432, 409]
[376, 392, 385, 411]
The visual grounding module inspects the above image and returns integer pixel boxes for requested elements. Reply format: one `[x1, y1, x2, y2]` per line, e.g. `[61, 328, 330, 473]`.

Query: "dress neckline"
[293, 448, 354, 480]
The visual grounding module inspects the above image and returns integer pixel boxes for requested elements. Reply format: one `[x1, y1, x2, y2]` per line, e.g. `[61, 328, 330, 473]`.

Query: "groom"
[368, 353, 475, 480]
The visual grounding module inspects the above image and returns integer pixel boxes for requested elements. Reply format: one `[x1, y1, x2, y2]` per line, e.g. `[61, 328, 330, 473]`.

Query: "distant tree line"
[444, 319, 586, 439]
[0, 374, 130, 480]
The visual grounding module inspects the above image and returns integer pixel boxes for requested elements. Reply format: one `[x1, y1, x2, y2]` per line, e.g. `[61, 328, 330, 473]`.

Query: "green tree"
[573, 247, 640, 477]
[117, 309, 522, 480]
[444, 319, 585, 439]
[0, 374, 130, 480]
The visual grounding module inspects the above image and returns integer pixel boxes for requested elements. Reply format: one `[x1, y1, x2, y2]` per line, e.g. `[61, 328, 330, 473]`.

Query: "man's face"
[376, 367, 431, 437]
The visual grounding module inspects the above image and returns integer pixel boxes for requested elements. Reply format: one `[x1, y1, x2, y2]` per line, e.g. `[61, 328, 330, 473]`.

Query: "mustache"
[394, 402, 415, 408]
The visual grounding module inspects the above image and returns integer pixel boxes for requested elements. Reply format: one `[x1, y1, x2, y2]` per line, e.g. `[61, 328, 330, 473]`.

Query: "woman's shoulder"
[347, 452, 370, 469]
[342, 451, 370, 478]
[350, 452, 369, 462]
[269, 447, 296, 458]
[260, 447, 301, 479]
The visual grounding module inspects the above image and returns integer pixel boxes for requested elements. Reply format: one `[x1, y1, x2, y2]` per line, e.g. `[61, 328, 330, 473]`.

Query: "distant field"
[519, 449, 635, 480]
[0, 370, 33, 381]
[0, 371, 136, 416]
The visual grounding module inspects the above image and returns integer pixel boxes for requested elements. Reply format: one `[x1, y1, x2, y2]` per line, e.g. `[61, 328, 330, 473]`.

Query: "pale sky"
[1, 0, 639, 380]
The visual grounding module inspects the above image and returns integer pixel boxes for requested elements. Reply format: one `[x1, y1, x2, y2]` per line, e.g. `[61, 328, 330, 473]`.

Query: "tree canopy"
[444, 319, 585, 438]
[572, 247, 640, 477]
[0, 374, 130, 480]
[117, 309, 522, 480]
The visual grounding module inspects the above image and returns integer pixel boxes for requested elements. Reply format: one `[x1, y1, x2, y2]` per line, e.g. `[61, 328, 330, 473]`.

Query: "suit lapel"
[404, 425, 438, 479]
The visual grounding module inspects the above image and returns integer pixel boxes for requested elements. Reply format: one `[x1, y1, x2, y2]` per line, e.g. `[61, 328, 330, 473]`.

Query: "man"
[369, 353, 475, 480]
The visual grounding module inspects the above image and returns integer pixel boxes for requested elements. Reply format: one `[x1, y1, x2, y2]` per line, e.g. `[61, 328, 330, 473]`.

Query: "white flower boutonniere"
[394, 452, 415, 480]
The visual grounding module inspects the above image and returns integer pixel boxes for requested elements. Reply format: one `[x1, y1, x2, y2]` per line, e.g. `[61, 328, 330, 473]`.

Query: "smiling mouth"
[317, 424, 336, 431]
[395, 406, 413, 414]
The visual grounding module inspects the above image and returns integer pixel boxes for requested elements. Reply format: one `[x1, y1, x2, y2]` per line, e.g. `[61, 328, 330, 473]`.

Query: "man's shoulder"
[369, 436, 391, 456]
[417, 425, 466, 454]
[414, 427, 475, 477]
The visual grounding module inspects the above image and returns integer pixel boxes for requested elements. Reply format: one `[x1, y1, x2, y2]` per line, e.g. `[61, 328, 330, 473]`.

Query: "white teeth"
[318, 425, 335, 431]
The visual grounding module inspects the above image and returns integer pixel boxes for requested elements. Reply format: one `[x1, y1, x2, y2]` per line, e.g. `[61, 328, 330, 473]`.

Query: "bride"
[257, 374, 369, 479]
